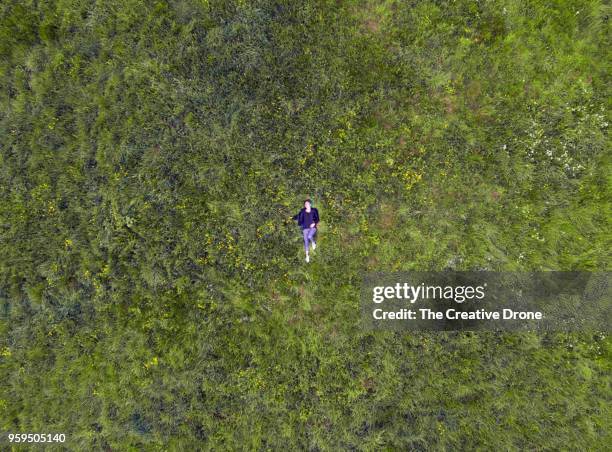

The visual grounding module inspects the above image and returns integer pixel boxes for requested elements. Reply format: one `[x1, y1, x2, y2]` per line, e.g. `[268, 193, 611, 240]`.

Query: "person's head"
[304, 199, 311, 209]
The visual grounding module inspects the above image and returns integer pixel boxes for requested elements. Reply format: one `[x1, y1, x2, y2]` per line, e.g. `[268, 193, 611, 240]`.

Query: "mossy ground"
[1, 0, 610, 449]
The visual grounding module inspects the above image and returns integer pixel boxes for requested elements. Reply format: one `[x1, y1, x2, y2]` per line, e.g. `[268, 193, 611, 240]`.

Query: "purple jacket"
[292, 208, 319, 230]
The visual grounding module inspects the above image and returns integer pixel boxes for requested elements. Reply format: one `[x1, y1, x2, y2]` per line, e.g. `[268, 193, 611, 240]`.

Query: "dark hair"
[304, 198, 312, 205]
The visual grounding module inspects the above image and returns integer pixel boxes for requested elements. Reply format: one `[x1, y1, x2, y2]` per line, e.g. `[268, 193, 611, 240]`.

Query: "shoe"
[305, 254, 310, 263]
[312, 242, 316, 250]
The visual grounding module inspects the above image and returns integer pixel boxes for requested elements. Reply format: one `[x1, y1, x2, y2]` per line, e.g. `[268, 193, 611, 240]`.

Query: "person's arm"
[313, 208, 319, 227]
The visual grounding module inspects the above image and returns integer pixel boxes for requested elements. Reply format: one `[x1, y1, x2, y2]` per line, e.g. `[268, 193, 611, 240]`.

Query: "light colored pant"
[302, 227, 316, 253]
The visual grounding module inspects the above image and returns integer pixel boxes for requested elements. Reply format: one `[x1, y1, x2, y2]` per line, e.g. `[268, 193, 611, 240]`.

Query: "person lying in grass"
[292, 199, 319, 263]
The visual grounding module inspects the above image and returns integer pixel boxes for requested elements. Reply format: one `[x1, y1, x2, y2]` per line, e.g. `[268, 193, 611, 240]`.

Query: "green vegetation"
[1, 0, 610, 449]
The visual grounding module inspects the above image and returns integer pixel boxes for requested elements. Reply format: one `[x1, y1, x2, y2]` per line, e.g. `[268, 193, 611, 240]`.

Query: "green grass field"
[1, 0, 610, 449]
